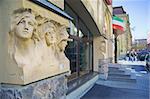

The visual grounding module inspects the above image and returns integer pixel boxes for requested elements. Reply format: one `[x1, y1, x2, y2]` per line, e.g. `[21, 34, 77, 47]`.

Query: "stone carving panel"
[5, 8, 70, 84]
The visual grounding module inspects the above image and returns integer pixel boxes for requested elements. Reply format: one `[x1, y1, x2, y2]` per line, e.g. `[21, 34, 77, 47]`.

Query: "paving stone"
[81, 63, 149, 99]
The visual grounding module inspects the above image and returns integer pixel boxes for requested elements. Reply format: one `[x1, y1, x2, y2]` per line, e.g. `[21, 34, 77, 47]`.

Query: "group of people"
[126, 49, 137, 61]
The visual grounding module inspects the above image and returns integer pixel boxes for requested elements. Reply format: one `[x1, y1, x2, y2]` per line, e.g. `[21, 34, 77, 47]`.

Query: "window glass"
[79, 30, 83, 38]
[69, 22, 78, 36]
[65, 40, 78, 81]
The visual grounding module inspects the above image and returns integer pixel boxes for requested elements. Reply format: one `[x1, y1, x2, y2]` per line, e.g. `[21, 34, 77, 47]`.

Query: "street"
[81, 61, 149, 99]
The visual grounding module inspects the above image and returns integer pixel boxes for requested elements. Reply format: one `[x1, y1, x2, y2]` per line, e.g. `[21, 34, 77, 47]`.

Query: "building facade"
[64, 0, 113, 97]
[64, 0, 113, 79]
[0, 0, 113, 98]
[133, 39, 147, 50]
[113, 6, 132, 58]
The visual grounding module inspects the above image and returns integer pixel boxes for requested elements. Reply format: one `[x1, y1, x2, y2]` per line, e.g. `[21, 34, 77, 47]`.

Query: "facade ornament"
[7, 8, 70, 84]
[8, 8, 42, 68]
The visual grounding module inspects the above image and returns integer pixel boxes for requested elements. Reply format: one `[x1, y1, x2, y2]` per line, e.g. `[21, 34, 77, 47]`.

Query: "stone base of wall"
[0, 72, 69, 99]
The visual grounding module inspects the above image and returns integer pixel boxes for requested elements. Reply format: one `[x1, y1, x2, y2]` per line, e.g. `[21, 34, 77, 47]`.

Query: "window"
[65, 2, 93, 81]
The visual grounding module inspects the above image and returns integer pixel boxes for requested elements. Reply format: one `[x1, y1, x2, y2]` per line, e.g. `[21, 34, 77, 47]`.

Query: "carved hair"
[9, 8, 39, 40]
[8, 8, 39, 58]
[11, 8, 37, 32]
[57, 25, 70, 52]
[58, 25, 69, 41]
[38, 20, 56, 39]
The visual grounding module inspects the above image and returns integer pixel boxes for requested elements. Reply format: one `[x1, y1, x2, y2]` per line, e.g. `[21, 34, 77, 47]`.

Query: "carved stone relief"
[8, 8, 41, 68]
[6, 8, 70, 84]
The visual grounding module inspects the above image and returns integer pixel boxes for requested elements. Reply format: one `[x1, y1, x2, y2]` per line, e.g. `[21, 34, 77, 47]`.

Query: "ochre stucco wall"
[48, 0, 64, 10]
[93, 36, 106, 72]
[0, 0, 23, 83]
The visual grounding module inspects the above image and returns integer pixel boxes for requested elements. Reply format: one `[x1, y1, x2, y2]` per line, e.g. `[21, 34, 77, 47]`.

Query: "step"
[109, 67, 120, 71]
[96, 80, 137, 89]
[108, 75, 131, 79]
[109, 67, 120, 69]
[109, 68, 124, 72]
[108, 74, 131, 78]
[107, 77, 136, 83]
[108, 63, 121, 67]
[109, 70, 125, 74]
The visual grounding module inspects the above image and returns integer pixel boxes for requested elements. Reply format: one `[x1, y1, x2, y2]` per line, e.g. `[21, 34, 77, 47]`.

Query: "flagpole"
[112, 16, 125, 63]
[114, 29, 118, 63]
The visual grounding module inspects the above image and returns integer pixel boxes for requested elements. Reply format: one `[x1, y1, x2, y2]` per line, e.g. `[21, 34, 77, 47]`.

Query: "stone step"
[109, 70, 125, 74]
[107, 76, 136, 83]
[108, 75, 132, 79]
[96, 80, 137, 89]
[109, 67, 120, 70]
[109, 67, 120, 69]
[108, 63, 121, 68]
[109, 67, 125, 72]
[108, 72, 127, 76]
[108, 74, 131, 78]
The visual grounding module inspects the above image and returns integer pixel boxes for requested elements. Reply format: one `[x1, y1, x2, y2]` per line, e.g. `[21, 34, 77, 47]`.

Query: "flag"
[113, 16, 125, 31]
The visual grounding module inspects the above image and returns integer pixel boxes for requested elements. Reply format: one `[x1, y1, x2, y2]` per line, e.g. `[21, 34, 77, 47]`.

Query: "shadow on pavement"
[81, 84, 149, 99]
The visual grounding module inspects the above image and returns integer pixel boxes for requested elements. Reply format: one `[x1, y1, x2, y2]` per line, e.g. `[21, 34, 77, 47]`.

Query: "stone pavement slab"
[118, 60, 146, 66]
[81, 63, 149, 99]
[81, 84, 149, 99]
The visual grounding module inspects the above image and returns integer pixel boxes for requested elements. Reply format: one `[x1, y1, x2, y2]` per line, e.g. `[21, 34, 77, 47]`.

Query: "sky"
[113, 0, 149, 40]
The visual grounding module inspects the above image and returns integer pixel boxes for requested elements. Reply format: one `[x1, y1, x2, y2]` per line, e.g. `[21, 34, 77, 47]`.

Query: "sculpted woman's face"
[15, 16, 35, 40]
[45, 25, 57, 45]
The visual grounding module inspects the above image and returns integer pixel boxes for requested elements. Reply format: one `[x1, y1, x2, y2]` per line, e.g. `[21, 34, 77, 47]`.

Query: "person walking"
[126, 50, 130, 61]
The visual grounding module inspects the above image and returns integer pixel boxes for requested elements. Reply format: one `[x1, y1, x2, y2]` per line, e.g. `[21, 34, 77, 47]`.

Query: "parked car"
[137, 50, 149, 61]
[146, 53, 150, 71]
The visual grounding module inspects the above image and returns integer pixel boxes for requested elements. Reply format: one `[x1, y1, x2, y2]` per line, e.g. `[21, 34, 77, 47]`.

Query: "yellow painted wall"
[48, 0, 64, 10]
[0, 0, 23, 83]
[93, 36, 105, 72]
[91, 0, 113, 70]
[102, 2, 113, 61]
[81, 0, 105, 35]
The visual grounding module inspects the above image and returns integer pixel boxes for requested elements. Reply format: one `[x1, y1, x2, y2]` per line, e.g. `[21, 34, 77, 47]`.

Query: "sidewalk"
[118, 60, 146, 66]
[81, 62, 149, 99]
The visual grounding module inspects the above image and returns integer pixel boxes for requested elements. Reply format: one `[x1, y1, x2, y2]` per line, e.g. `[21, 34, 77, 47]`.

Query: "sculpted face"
[45, 24, 57, 45]
[59, 40, 68, 51]
[58, 28, 69, 51]
[15, 16, 35, 40]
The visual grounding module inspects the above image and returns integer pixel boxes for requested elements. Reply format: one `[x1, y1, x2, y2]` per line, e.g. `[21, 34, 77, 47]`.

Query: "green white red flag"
[113, 16, 125, 31]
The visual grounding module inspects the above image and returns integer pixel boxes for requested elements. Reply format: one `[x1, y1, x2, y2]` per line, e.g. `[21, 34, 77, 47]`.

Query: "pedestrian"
[128, 50, 132, 61]
[130, 49, 137, 61]
[126, 50, 130, 61]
